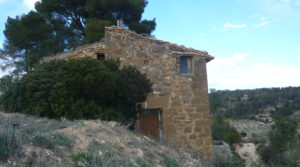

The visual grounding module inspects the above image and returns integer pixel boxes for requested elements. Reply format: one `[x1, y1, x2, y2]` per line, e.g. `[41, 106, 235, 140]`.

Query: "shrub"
[240, 132, 247, 138]
[0, 59, 152, 124]
[212, 114, 241, 145]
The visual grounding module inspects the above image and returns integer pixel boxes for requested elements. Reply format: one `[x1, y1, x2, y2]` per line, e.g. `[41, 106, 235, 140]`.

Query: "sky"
[0, 0, 300, 90]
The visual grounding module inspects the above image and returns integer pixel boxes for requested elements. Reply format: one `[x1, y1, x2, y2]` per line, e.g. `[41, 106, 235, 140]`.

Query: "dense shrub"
[0, 59, 152, 123]
[212, 114, 241, 145]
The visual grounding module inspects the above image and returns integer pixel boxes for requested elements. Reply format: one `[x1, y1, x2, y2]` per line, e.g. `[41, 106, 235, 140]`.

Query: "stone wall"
[105, 27, 213, 158]
[41, 42, 105, 62]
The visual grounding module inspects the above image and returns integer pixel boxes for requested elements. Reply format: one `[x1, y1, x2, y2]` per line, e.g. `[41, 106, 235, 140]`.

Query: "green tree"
[0, 75, 15, 94]
[212, 114, 241, 145]
[258, 118, 298, 166]
[1, 0, 156, 75]
[0, 59, 152, 124]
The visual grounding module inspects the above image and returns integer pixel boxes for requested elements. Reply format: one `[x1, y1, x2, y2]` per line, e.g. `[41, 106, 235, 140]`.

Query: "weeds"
[80, 140, 144, 167]
[71, 152, 135, 167]
[136, 157, 148, 167]
[159, 152, 180, 167]
[32, 133, 73, 150]
[0, 116, 24, 161]
[212, 152, 245, 167]
[72, 153, 104, 167]
[51, 133, 74, 149]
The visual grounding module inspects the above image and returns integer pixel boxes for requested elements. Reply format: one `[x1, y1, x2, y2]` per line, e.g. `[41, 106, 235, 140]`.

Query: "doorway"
[139, 109, 163, 141]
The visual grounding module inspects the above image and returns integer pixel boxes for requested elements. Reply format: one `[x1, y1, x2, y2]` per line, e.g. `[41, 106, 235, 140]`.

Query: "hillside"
[0, 111, 211, 167]
[209, 87, 300, 167]
[209, 86, 300, 120]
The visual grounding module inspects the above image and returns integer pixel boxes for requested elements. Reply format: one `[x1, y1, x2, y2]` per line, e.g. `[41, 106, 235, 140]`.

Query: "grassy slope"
[0, 112, 211, 167]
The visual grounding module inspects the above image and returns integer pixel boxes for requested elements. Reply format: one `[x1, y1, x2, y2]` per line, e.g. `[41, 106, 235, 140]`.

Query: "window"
[96, 53, 105, 60]
[143, 60, 149, 65]
[180, 56, 193, 74]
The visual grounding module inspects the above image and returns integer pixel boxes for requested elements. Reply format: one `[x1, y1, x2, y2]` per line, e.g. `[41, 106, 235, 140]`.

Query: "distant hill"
[209, 87, 300, 120]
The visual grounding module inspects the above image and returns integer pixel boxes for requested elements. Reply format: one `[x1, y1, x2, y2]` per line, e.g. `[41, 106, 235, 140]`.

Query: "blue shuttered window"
[180, 56, 192, 74]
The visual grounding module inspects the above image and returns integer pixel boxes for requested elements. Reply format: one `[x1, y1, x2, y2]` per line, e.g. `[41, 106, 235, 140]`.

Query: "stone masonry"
[43, 26, 214, 158]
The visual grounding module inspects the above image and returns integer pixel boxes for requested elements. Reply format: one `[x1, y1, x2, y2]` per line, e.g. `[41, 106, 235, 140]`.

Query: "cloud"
[251, 13, 260, 18]
[200, 33, 207, 38]
[250, 14, 271, 28]
[207, 53, 300, 90]
[281, 0, 291, 4]
[22, 0, 39, 9]
[254, 21, 271, 28]
[220, 23, 247, 32]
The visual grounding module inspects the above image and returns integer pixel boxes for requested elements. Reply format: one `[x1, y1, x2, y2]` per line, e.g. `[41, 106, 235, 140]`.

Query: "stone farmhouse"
[42, 26, 214, 158]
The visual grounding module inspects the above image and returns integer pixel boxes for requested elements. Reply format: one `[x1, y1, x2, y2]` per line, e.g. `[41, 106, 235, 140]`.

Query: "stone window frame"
[96, 53, 105, 60]
[179, 55, 194, 75]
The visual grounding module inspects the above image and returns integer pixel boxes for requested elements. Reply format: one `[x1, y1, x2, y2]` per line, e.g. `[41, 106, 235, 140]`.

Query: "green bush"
[212, 114, 241, 145]
[0, 59, 152, 123]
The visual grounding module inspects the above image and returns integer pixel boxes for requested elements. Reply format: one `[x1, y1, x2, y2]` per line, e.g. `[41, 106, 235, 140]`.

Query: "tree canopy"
[0, 0, 156, 75]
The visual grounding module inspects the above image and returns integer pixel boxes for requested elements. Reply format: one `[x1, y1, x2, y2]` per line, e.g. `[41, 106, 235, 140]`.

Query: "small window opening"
[180, 56, 193, 73]
[144, 60, 149, 65]
[96, 53, 105, 60]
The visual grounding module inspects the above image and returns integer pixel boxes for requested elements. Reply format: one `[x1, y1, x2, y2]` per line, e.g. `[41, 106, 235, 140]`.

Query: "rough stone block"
[144, 95, 170, 108]
[184, 127, 192, 133]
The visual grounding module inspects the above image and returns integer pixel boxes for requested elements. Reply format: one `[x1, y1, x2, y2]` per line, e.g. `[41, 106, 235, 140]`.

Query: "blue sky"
[1, 0, 300, 90]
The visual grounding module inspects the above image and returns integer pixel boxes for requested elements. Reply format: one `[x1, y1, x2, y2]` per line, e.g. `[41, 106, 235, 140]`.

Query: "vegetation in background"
[0, 59, 152, 124]
[258, 118, 299, 166]
[0, 0, 156, 75]
[211, 114, 241, 145]
[209, 87, 300, 118]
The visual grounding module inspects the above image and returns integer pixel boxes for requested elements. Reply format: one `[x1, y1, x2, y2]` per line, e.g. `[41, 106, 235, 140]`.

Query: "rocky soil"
[0, 112, 211, 167]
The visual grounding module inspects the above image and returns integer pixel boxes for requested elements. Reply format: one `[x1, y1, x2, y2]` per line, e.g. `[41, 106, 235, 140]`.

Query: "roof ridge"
[105, 26, 214, 61]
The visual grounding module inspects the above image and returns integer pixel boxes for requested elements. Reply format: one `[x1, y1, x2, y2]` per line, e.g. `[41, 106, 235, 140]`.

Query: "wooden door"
[139, 109, 163, 140]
